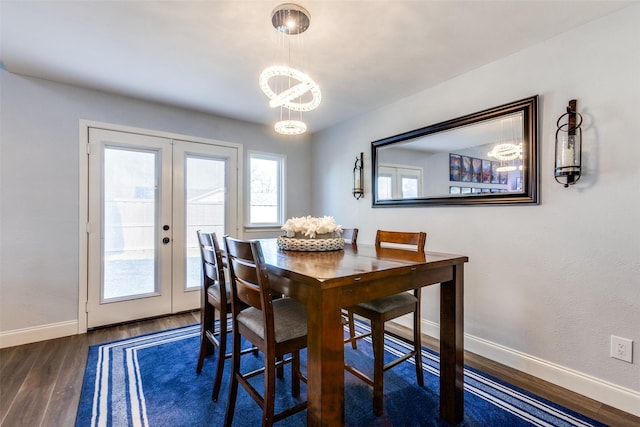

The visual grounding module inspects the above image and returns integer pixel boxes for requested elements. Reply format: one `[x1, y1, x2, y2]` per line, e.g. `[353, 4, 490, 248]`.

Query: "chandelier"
[488, 116, 523, 172]
[259, 3, 321, 136]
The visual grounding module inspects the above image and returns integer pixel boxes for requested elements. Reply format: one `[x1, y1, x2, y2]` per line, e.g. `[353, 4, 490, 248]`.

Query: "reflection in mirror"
[372, 96, 538, 207]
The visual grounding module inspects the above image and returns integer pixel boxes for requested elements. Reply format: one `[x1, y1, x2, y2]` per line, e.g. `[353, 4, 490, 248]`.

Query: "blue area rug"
[76, 321, 606, 426]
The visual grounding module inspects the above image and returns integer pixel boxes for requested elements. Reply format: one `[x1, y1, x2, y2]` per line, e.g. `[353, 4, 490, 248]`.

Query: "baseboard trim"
[0, 320, 79, 349]
[391, 317, 640, 417]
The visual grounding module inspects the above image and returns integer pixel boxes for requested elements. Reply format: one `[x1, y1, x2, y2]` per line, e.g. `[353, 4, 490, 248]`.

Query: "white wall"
[311, 6, 640, 415]
[0, 69, 312, 336]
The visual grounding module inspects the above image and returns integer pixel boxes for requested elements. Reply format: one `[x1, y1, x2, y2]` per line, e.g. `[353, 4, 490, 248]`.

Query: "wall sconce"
[352, 152, 364, 199]
[554, 99, 583, 188]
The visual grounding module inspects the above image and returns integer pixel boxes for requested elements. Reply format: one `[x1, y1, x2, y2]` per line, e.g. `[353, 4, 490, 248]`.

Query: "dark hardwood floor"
[0, 311, 200, 427]
[1, 312, 638, 427]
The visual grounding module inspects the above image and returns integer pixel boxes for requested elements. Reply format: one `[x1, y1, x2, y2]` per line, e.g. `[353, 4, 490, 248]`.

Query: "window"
[401, 175, 419, 198]
[248, 152, 285, 226]
[377, 165, 423, 200]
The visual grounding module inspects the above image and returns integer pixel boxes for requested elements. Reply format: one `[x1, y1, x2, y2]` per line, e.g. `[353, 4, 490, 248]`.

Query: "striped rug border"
[85, 321, 602, 427]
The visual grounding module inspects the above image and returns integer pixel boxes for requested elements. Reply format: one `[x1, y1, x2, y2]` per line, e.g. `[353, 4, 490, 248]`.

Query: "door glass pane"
[377, 175, 392, 200]
[185, 156, 226, 290]
[103, 147, 157, 300]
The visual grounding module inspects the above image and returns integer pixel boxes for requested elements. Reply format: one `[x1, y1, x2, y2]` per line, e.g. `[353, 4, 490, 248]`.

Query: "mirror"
[372, 96, 539, 207]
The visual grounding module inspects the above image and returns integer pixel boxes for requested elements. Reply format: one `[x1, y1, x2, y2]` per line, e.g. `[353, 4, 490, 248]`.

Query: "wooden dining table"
[259, 238, 468, 426]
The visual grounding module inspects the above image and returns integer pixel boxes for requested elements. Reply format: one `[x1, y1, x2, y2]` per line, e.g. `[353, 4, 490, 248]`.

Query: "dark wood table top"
[260, 238, 468, 288]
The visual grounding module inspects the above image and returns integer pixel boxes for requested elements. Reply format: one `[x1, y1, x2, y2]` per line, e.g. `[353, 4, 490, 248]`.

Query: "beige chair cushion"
[207, 282, 230, 302]
[237, 298, 307, 343]
[356, 292, 416, 314]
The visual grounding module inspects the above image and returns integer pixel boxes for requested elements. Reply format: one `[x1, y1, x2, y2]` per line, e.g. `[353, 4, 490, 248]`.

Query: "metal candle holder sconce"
[353, 152, 364, 199]
[554, 99, 583, 187]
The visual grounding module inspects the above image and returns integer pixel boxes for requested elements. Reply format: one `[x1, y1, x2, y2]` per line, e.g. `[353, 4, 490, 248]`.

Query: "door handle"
[162, 237, 170, 244]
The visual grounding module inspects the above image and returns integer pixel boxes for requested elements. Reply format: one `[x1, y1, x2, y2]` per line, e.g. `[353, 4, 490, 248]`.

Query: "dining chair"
[195, 230, 231, 402]
[223, 236, 308, 427]
[196, 231, 256, 401]
[340, 228, 359, 349]
[341, 227, 358, 245]
[344, 229, 426, 416]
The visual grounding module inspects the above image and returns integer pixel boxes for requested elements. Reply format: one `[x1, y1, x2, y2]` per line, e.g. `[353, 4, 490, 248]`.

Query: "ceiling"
[0, 1, 630, 134]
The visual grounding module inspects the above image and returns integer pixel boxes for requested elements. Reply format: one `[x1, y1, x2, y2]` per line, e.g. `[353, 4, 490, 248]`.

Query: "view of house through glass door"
[87, 128, 238, 328]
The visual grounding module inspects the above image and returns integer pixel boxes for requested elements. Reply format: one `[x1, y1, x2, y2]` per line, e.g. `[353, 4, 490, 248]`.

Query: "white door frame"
[78, 120, 243, 333]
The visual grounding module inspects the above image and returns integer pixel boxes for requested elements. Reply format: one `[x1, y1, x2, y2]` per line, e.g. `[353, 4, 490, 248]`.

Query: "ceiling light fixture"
[275, 120, 307, 135]
[487, 143, 522, 161]
[488, 116, 524, 176]
[260, 3, 321, 136]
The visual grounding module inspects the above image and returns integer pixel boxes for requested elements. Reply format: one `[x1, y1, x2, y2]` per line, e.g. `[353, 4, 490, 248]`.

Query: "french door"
[87, 128, 238, 328]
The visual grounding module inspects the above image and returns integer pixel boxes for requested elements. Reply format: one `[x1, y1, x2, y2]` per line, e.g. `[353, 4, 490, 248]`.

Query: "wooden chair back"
[341, 228, 359, 244]
[197, 231, 226, 294]
[224, 236, 276, 338]
[375, 230, 426, 252]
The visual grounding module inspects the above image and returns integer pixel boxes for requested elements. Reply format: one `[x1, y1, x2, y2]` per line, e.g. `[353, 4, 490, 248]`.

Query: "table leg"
[306, 287, 344, 426]
[439, 263, 464, 424]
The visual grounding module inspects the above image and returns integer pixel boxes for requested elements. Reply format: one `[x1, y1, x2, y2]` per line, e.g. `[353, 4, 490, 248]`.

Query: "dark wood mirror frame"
[372, 96, 539, 207]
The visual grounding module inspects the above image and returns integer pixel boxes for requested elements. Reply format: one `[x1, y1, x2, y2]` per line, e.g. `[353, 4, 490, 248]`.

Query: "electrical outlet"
[610, 335, 633, 363]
